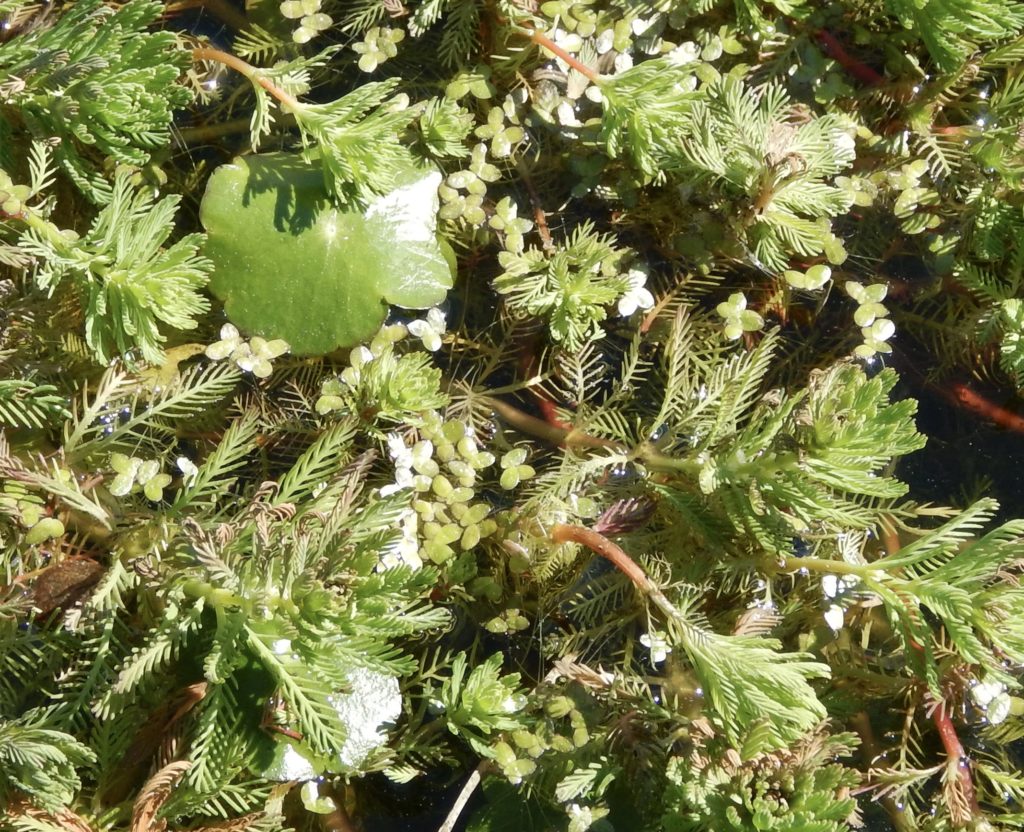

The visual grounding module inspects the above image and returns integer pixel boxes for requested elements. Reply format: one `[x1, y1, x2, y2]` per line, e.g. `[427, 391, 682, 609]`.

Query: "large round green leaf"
[200, 153, 453, 355]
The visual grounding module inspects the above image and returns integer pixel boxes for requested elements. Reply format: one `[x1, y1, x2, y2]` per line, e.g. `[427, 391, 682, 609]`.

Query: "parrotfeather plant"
[3, 0, 1024, 830]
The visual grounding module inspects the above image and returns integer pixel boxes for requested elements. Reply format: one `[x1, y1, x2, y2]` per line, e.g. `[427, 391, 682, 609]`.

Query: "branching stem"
[191, 47, 305, 113]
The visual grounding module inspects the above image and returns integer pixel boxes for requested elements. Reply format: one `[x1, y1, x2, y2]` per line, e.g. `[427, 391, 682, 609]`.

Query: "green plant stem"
[778, 554, 875, 578]
[480, 394, 703, 475]
[175, 117, 263, 145]
[192, 47, 305, 113]
[17, 208, 112, 279]
[482, 395, 617, 450]
[181, 578, 248, 610]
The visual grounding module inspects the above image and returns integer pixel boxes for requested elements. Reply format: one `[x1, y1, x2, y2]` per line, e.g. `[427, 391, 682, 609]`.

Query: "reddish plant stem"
[527, 27, 601, 84]
[946, 381, 1024, 433]
[192, 47, 304, 112]
[932, 700, 981, 815]
[875, 502, 981, 821]
[517, 334, 572, 431]
[536, 397, 572, 430]
[816, 30, 884, 87]
[551, 524, 684, 627]
[514, 159, 554, 251]
[550, 524, 652, 590]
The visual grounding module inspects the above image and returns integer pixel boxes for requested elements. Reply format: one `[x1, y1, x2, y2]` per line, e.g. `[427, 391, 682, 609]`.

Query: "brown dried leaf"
[7, 800, 96, 832]
[31, 557, 104, 615]
[131, 761, 191, 832]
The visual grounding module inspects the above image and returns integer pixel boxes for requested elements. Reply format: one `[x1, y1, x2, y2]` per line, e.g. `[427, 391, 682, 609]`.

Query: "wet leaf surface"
[201, 154, 453, 355]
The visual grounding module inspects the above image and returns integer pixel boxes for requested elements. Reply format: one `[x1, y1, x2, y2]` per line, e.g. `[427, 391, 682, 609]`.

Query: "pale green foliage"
[292, 80, 418, 208]
[0, 721, 96, 812]
[637, 317, 925, 552]
[234, 52, 475, 208]
[407, 0, 483, 66]
[437, 653, 528, 754]
[840, 498, 1024, 692]
[671, 77, 855, 271]
[353, 26, 406, 72]
[662, 729, 860, 831]
[317, 333, 449, 427]
[673, 620, 830, 749]
[956, 238, 1024, 385]
[0, 380, 69, 429]
[493, 222, 635, 351]
[418, 98, 475, 158]
[886, 0, 1024, 70]
[20, 172, 211, 364]
[5, 0, 1024, 828]
[0, 0, 192, 202]
[715, 292, 764, 339]
[599, 54, 700, 182]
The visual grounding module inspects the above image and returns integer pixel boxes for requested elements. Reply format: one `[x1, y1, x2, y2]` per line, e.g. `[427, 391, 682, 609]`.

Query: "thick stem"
[778, 554, 874, 579]
[174, 117, 260, 146]
[192, 47, 305, 113]
[932, 700, 981, 818]
[551, 523, 652, 589]
[549, 523, 684, 624]
[947, 381, 1024, 433]
[481, 394, 703, 478]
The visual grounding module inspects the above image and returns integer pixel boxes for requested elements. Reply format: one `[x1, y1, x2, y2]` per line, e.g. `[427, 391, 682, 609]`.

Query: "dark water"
[895, 372, 1024, 522]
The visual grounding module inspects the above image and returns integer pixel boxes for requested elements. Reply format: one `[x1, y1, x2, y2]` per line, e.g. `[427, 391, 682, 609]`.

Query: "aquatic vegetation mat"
[2, 0, 1024, 829]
